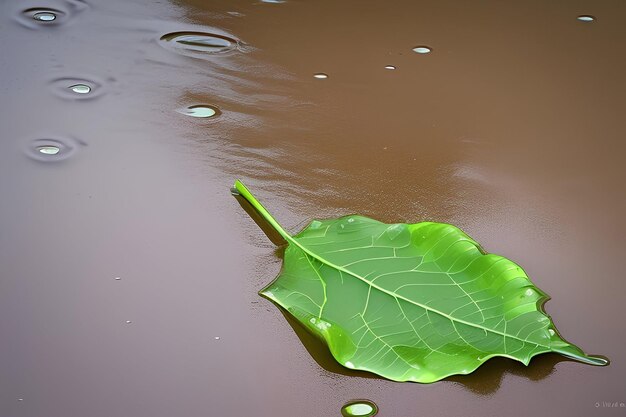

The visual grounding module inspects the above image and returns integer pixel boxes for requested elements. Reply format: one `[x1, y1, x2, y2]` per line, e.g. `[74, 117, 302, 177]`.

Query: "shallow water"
[1, 0, 625, 416]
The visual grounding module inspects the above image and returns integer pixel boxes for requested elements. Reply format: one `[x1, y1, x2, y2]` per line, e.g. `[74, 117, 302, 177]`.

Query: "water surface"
[1, 1, 624, 416]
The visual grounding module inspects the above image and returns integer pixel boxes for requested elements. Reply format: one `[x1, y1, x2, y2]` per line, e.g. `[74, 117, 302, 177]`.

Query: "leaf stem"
[232, 180, 291, 241]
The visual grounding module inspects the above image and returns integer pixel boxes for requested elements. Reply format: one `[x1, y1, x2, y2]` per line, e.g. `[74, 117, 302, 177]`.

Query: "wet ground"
[1, 0, 625, 416]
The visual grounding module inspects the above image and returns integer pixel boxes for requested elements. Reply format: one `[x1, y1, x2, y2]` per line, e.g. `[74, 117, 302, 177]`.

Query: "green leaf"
[232, 180, 608, 383]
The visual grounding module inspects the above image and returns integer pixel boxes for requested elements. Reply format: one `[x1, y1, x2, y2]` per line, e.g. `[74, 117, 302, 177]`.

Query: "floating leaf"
[232, 180, 607, 382]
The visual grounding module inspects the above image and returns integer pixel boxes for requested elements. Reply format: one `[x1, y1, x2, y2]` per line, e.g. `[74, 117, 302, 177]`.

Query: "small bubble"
[577, 15, 595, 22]
[384, 65, 396, 70]
[114, 277, 121, 281]
[178, 105, 220, 118]
[37, 146, 60, 155]
[412, 46, 432, 54]
[69, 84, 91, 94]
[261, 0, 286, 3]
[313, 73, 328, 79]
[125, 320, 132, 324]
[33, 12, 56, 21]
[18, 398, 24, 402]
[341, 400, 378, 417]
[214, 336, 220, 340]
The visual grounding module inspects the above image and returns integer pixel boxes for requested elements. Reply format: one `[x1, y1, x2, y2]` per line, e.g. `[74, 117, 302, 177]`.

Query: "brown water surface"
[1, 1, 625, 416]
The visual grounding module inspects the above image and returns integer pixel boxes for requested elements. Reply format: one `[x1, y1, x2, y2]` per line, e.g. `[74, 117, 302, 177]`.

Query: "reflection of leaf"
[232, 180, 608, 383]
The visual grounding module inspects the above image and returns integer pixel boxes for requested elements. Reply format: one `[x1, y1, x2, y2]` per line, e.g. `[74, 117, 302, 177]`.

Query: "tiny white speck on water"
[577, 15, 595, 22]
[214, 336, 220, 340]
[125, 320, 132, 324]
[313, 73, 328, 79]
[412, 46, 432, 54]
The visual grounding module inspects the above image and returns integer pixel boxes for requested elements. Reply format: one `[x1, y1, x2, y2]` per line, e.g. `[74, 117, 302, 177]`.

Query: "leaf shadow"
[278, 307, 568, 395]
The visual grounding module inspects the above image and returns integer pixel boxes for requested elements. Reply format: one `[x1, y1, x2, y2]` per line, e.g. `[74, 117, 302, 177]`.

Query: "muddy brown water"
[1, 0, 625, 416]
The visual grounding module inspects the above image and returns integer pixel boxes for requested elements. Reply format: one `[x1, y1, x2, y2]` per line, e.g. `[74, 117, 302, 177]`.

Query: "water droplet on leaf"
[309, 220, 322, 229]
[385, 224, 406, 240]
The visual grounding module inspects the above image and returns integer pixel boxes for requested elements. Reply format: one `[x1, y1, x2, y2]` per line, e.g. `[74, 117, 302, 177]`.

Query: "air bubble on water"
[33, 12, 56, 21]
[25, 137, 80, 162]
[577, 15, 595, 22]
[125, 320, 132, 324]
[384, 65, 396, 70]
[37, 146, 60, 155]
[412, 46, 432, 54]
[50, 77, 104, 100]
[114, 277, 121, 281]
[341, 400, 378, 417]
[214, 336, 220, 340]
[313, 73, 328, 79]
[69, 84, 91, 94]
[262, 0, 286, 3]
[178, 105, 221, 118]
[159, 32, 239, 57]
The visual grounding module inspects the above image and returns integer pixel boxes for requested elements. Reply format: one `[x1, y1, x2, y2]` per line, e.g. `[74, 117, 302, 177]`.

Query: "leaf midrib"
[285, 233, 550, 351]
